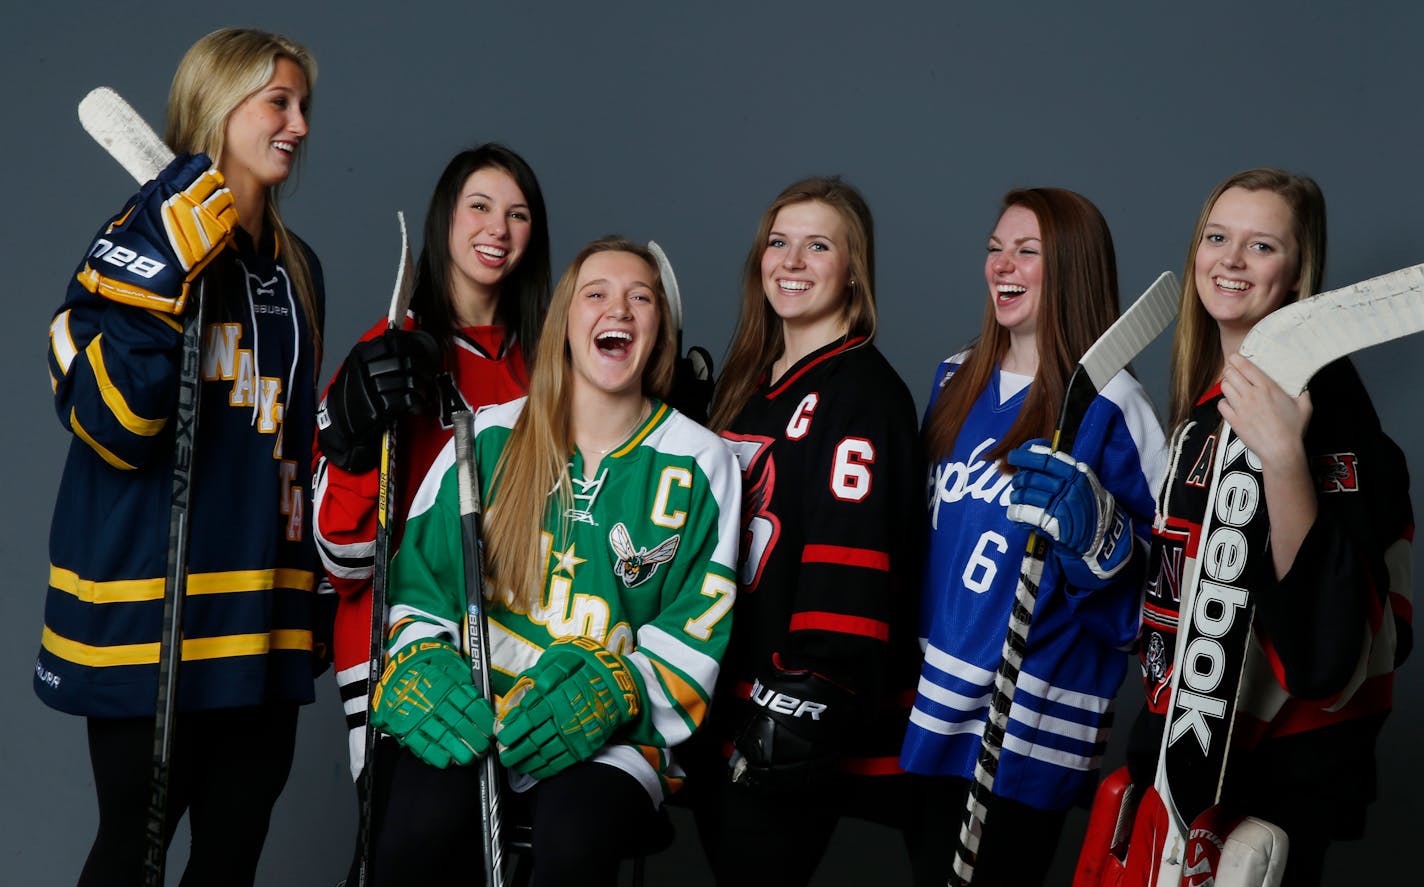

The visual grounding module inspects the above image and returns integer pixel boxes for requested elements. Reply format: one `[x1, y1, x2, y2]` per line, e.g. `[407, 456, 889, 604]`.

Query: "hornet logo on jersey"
[609, 522, 679, 588]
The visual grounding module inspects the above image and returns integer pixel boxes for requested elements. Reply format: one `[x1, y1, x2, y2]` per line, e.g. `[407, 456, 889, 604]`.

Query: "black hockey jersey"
[1130, 358, 1413, 838]
[711, 337, 923, 774]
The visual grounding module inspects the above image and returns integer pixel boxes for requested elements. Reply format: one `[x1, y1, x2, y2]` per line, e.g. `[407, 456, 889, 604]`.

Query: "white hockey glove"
[1006, 439, 1132, 581]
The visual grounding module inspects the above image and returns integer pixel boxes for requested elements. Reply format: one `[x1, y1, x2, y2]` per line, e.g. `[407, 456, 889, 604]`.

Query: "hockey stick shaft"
[453, 410, 507, 887]
[357, 213, 418, 886]
[78, 85, 190, 887]
[951, 272, 1180, 886]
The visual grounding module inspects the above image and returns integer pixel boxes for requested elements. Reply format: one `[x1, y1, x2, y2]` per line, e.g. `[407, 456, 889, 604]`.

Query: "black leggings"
[690, 768, 916, 887]
[373, 749, 663, 887]
[79, 704, 299, 887]
[904, 774, 1066, 887]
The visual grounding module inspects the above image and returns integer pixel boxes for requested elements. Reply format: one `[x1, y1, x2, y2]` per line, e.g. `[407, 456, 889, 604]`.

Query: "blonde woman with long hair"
[37, 28, 325, 884]
[1122, 169, 1412, 885]
[371, 237, 739, 885]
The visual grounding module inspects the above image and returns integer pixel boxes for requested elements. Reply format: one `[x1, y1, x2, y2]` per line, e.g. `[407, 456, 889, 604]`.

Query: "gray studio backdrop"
[4, 2, 1420, 883]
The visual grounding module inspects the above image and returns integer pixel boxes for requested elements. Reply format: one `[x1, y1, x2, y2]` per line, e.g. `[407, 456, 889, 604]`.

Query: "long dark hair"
[411, 143, 552, 372]
[924, 187, 1119, 464]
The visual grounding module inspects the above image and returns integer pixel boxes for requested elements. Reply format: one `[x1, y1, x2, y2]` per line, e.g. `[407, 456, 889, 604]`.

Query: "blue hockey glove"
[1006, 439, 1132, 580]
[317, 329, 442, 472]
[496, 636, 641, 780]
[76, 152, 238, 315]
[370, 640, 495, 769]
[728, 667, 858, 794]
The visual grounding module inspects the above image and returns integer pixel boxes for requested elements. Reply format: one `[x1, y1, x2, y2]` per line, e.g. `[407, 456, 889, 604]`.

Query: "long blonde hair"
[923, 188, 1119, 464]
[708, 176, 877, 432]
[1167, 168, 1326, 428]
[483, 238, 677, 611]
[166, 27, 322, 362]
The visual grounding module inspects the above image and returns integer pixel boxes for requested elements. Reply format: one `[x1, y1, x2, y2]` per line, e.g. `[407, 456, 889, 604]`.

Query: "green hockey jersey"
[387, 397, 741, 802]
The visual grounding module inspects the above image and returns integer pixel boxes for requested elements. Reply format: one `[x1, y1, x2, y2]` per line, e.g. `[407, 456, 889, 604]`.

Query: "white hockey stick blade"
[1081, 271, 1181, 390]
[78, 87, 173, 184]
[388, 211, 416, 327]
[1240, 262, 1424, 395]
[648, 240, 684, 334]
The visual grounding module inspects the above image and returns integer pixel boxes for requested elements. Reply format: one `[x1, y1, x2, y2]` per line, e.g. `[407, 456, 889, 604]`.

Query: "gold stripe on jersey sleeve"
[649, 657, 708, 727]
[70, 410, 137, 470]
[50, 565, 318, 603]
[86, 336, 167, 437]
[41, 626, 312, 667]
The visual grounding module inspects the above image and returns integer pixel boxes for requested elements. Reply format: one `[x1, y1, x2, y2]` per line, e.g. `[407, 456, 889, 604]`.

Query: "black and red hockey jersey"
[710, 336, 923, 775]
[1130, 358, 1413, 838]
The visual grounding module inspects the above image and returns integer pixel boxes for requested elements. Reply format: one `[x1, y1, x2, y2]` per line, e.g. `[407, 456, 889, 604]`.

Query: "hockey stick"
[80, 86, 193, 887]
[648, 240, 683, 340]
[951, 271, 1181, 886]
[356, 212, 418, 887]
[452, 409, 508, 887]
[1151, 261, 1424, 884]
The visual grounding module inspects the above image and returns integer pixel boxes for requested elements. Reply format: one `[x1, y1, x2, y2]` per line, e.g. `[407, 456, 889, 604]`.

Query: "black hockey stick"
[79, 86, 192, 887]
[452, 409, 508, 886]
[355, 213, 418, 886]
[1151, 262, 1424, 881]
[951, 271, 1181, 886]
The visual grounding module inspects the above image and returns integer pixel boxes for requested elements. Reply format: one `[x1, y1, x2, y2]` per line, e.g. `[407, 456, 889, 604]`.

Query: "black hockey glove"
[728, 667, 859, 794]
[317, 329, 441, 473]
[666, 345, 715, 425]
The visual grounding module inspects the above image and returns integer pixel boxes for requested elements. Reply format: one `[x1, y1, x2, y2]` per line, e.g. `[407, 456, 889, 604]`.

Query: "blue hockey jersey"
[36, 223, 325, 718]
[900, 354, 1166, 810]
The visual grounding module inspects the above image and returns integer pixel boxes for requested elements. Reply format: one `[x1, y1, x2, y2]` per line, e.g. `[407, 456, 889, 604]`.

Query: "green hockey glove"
[370, 639, 495, 769]
[496, 636, 641, 780]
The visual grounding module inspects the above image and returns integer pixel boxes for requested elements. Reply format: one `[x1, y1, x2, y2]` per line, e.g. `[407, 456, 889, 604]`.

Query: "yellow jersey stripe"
[86, 336, 167, 437]
[50, 565, 317, 603]
[612, 401, 668, 458]
[650, 657, 708, 726]
[70, 410, 137, 470]
[41, 626, 314, 667]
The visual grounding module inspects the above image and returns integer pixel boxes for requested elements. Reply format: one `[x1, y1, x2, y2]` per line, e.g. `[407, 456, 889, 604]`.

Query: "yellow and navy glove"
[496, 636, 641, 780]
[370, 640, 495, 769]
[76, 152, 238, 315]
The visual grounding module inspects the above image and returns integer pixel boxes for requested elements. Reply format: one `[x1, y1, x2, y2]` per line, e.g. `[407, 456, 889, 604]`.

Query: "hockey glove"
[729, 667, 858, 794]
[369, 639, 495, 769]
[666, 345, 715, 425]
[77, 152, 238, 315]
[317, 329, 442, 472]
[1006, 439, 1132, 581]
[496, 636, 641, 780]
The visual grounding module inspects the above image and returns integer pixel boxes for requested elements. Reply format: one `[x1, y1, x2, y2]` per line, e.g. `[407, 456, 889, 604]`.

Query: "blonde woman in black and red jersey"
[687, 176, 924, 885]
[1120, 169, 1413, 886]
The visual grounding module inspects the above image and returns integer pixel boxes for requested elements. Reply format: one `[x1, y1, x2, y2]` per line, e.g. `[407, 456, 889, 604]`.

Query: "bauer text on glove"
[729, 667, 859, 793]
[496, 636, 640, 780]
[369, 639, 495, 769]
[77, 152, 238, 315]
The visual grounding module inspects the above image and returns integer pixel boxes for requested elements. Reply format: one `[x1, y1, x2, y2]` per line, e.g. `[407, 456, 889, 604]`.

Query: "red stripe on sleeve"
[790, 611, 890, 641]
[801, 543, 890, 572]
